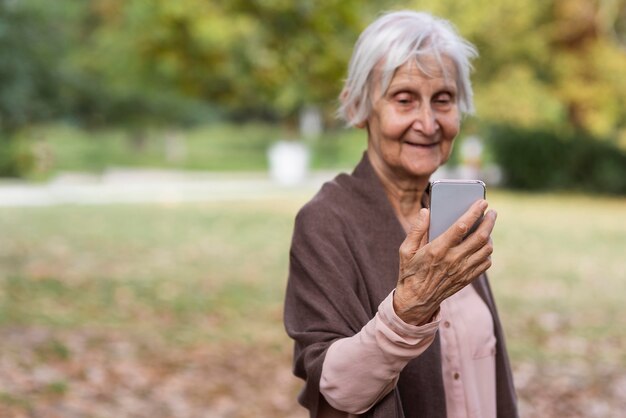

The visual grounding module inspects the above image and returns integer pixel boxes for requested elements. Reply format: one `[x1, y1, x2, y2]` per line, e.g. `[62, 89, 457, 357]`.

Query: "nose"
[411, 105, 438, 136]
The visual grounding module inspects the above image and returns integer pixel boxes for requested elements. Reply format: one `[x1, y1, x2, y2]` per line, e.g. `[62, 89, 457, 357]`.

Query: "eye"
[394, 92, 413, 106]
[433, 92, 454, 108]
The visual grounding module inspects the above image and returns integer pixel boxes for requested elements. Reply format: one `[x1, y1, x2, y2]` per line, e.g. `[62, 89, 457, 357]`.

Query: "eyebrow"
[387, 79, 457, 93]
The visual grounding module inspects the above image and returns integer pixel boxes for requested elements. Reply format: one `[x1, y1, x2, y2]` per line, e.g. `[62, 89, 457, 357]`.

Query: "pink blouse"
[320, 284, 496, 418]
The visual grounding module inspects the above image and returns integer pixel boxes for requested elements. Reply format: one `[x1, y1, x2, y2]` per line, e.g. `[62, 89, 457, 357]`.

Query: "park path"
[0, 169, 338, 207]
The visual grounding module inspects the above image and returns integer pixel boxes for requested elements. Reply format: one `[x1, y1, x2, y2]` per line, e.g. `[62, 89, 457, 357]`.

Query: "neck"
[367, 150, 429, 232]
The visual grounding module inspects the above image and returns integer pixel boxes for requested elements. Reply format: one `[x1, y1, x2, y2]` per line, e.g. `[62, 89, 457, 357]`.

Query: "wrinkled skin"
[394, 201, 496, 325]
[358, 58, 497, 326]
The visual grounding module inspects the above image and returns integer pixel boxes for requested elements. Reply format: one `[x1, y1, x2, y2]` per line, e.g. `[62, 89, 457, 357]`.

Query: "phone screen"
[428, 180, 486, 242]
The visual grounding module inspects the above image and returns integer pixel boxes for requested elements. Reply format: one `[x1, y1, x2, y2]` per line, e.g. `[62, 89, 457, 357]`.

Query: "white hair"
[338, 10, 478, 126]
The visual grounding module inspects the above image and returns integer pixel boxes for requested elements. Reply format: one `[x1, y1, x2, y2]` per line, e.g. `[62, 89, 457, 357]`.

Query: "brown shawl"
[284, 154, 518, 417]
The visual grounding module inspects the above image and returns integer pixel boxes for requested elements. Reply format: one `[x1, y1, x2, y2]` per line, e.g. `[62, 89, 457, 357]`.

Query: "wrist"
[392, 289, 438, 326]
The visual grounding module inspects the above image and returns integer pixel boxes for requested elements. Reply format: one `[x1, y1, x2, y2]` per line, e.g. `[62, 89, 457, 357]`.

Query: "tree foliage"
[77, 0, 377, 121]
[408, 0, 626, 143]
[0, 0, 79, 132]
[0, 0, 625, 139]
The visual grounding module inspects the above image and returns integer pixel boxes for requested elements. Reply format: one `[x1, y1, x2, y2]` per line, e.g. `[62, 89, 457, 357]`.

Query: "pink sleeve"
[320, 291, 440, 414]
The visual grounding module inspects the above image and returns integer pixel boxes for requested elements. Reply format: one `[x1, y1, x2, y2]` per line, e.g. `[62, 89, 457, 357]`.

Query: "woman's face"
[364, 57, 461, 184]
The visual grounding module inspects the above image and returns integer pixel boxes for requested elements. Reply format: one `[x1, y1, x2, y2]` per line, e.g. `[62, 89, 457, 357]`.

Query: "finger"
[417, 208, 430, 249]
[462, 210, 497, 253]
[442, 246, 493, 294]
[464, 236, 494, 269]
[399, 208, 429, 258]
[440, 199, 488, 246]
[465, 256, 493, 283]
[451, 234, 493, 280]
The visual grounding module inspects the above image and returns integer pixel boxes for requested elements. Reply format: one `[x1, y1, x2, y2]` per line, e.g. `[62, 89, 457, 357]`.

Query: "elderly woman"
[284, 10, 518, 418]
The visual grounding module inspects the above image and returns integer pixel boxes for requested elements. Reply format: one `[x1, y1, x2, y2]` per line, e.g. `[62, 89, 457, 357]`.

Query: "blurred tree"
[81, 0, 380, 125]
[65, 1, 218, 132]
[547, 0, 626, 141]
[1, 0, 626, 157]
[0, 0, 77, 132]
[223, 0, 373, 121]
[0, 0, 81, 175]
[408, 0, 626, 144]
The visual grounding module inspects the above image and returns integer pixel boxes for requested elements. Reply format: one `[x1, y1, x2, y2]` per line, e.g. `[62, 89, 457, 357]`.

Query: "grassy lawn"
[0, 191, 625, 417]
[16, 122, 368, 178]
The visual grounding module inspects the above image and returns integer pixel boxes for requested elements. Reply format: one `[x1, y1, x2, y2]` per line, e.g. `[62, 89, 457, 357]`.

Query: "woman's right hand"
[393, 199, 497, 326]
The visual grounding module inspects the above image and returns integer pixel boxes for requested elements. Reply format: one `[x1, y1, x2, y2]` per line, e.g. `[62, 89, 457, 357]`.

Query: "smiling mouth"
[404, 141, 439, 148]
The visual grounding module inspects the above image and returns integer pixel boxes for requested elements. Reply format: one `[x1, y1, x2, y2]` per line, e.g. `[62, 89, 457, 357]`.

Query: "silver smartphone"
[428, 180, 486, 242]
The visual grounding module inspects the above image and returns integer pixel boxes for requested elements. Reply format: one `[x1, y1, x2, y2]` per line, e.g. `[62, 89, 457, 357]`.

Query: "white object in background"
[268, 141, 310, 186]
[459, 135, 484, 180]
[299, 105, 323, 139]
[460, 135, 484, 161]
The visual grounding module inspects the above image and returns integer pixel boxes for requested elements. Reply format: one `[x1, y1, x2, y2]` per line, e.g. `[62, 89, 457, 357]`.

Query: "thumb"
[400, 208, 430, 257]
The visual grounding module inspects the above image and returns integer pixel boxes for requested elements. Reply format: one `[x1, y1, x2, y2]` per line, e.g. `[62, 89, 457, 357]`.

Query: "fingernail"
[479, 200, 488, 210]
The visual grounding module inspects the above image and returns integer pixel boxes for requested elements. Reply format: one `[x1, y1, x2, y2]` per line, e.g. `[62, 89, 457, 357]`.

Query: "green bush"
[0, 136, 36, 177]
[0, 123, 368, 177]
[485, 125, 626, 195]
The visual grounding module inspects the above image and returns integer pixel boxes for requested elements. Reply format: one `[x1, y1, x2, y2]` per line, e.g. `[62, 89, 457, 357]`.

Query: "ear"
[355, 119, 367, 129]
[340, 88, 368, 129]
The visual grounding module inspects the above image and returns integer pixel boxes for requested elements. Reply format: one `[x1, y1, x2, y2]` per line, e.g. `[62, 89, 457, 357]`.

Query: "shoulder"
[295, 173, 360, 235]
[288, 174, 364, 292]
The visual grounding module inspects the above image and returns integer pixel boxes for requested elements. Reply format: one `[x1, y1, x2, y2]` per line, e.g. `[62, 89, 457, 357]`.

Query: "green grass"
[0, 199, 308, 345]
[0, 192, 625, 364]
[1, 191, 625, 417]
[15, 122, 367, 177]
[488, 192, 626, 365]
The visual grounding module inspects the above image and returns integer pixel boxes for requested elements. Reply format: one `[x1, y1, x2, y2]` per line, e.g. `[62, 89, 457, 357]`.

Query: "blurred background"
[0, 0, 625, 417]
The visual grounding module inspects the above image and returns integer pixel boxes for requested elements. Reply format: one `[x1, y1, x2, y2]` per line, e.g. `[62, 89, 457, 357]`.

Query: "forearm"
[320, 291, 440, 414]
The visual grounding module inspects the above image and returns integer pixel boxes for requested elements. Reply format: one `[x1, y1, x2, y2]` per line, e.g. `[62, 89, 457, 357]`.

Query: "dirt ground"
[1, 328, 625, 418]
